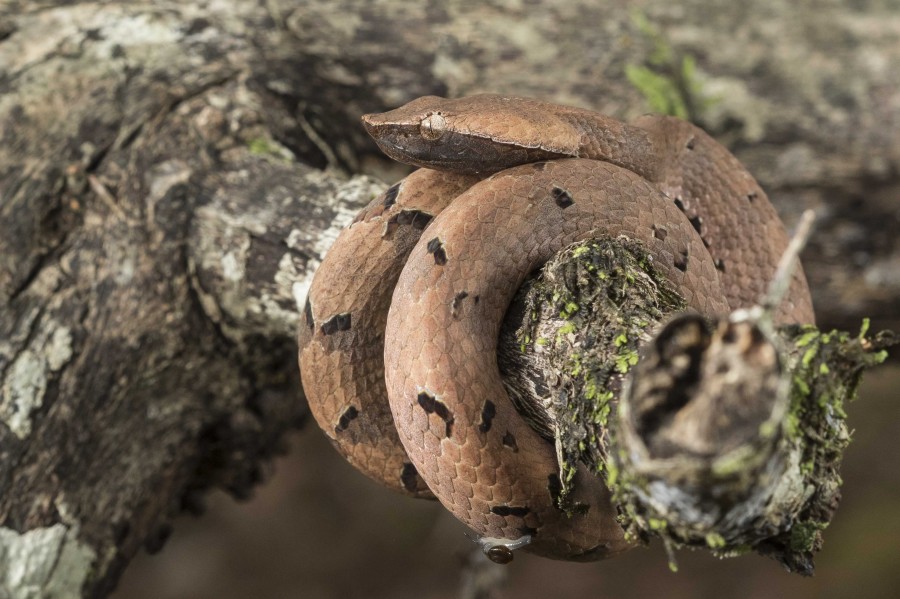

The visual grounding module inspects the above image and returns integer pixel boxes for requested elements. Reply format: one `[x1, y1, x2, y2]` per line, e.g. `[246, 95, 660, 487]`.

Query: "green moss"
[614, 348, 639, 374]
[625, 10, 716, 119]
[648, 517, 668, 531]
[790, 520, 828, 553]
[557, 322, 576, 336]
[571, 245, 590, 258]
[560, 301, 580, 318]
[705, 532, 726, 549]
[248, 137, 280, 156]
[858, 317, 871, 339]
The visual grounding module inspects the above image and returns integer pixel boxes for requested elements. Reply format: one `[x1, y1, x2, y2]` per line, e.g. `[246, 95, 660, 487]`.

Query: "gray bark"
[0, 1, 898, 597]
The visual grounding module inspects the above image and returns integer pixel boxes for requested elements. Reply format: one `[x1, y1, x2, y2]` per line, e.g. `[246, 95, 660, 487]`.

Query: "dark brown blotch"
[518, 526, 539, 537]
[304, 298, 314, 331]
[652, 225, 668, 241]
[674, 248, 689, 272]
[686, 136, 696, 150]
[715, 258, 726, 272]
[382, 182, 401, 207]
[478, 400, 496, 433]
[552, 186, 574, 208]
[417, 391, 454, 437]
[673, 197, 686, 212]
[400, 462, 421, 493]
[321, 312, 351, 335]
[502, 431, 518, 452]
[450, 291, 469, 319]
[747, 191, 758, 202]
[426, 237, 448, 265]
[383, 209, 434, 237]
[491, 505, 531, 518]
[689, 215, 703, 235]
[531, 161, 548, 171]
[334, 405, 359, 433]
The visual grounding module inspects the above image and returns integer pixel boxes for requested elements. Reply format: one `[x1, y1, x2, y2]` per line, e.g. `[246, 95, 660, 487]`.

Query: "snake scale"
[298, 94, 815, 562]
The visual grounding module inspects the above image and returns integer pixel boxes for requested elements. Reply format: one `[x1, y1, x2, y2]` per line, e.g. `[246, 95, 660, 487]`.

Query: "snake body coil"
[299, 94, 814, 561]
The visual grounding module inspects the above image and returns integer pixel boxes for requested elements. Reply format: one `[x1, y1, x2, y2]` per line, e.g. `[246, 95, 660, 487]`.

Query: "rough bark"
[0, 1, 898, 597]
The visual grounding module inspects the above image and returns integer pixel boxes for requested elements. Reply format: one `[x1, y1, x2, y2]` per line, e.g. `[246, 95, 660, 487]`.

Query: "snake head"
[361, 95, 570, 175]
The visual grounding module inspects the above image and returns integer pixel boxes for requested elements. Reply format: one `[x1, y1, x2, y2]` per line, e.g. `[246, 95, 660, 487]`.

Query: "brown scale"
[299, 168, 478, 498]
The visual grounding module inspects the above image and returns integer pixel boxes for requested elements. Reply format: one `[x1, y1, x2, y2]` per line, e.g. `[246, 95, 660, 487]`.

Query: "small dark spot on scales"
[490, 505, 530, 518]
[383, 209, 434, 237]
[747, 191, 758, 202]
[685, 137, 696, 150]
[674, 248, 689, 272]
[321, 312, 351, 335]
[304, 298, 314, 331]
[652, 225, 668, 241]
[400, 462, 421, 493]
[426, 237, 448, 265]
[689, 215, 703, 235]
[382, 182, 401, 207]
[502, 431, 518, 452]
[478, 400, 496, 433]
[450, 291, 469, 319]
[334, 405, 359, 433]
[552, 186, 574, 208]
[417, 391, 454, 437]
[673, 197, 686, 212]
[715, 258, 726, 272]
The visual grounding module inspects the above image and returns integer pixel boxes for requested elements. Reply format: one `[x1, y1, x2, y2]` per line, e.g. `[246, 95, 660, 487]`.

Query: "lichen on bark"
[499, 236, 687, 508]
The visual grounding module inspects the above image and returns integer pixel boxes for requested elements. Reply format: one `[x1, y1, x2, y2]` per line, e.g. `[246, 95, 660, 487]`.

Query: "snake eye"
[420, 113, 447, 141]
[486, 545, 514, 565]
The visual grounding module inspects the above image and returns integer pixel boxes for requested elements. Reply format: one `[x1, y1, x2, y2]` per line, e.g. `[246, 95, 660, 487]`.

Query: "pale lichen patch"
[1, 351, 45, 439]
[1, 323, 74, 439]
[46, 328, 74, 373]
[0, 523, 95, 598]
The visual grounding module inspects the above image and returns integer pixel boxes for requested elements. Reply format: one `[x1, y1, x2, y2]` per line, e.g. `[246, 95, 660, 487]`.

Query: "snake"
[298, 94, 815, 562]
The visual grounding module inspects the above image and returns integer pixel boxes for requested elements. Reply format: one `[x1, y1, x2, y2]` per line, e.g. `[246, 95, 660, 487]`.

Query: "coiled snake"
[298, 94, 814, 562]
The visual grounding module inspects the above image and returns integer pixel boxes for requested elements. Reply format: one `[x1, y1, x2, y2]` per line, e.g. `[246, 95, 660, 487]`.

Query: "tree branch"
[1, 1, 898, 597]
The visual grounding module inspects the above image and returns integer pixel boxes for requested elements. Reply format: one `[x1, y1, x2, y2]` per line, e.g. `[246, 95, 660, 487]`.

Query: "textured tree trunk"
[1, 1, 898, 597]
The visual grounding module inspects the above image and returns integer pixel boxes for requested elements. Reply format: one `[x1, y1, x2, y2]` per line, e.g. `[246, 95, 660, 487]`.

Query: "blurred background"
[116, 364, 899, 599]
